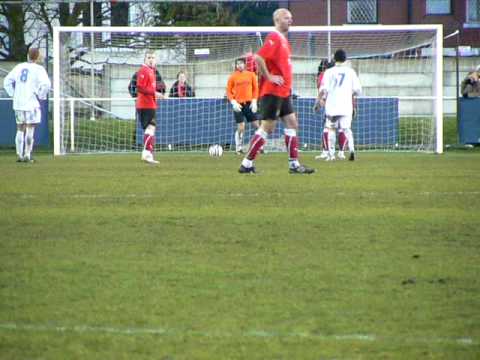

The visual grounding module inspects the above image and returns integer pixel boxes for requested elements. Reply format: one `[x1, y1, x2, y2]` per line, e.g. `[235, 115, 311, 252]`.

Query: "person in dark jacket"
[461, 68, 480, 98]
[169, 71, 195, 97]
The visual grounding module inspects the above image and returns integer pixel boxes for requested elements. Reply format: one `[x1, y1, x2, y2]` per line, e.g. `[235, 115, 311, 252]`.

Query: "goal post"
[53, 24, 443, 155]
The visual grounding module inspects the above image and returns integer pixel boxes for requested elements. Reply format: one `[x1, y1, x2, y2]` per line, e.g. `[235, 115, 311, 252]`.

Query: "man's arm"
[3, 67, 17, 97]
[36, 68, 51, 100]
[254, 54, 283, 85]
[226, 74, 235, 101]
[250, 72, 259, 113]
[251, 72, 259, 100]
[352, 71, 362, 118]
[352, 95, 357, 119]
[313, 89, 327, 112]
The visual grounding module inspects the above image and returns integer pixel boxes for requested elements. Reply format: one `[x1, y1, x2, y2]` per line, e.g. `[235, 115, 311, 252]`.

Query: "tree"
[230, 1, 280, 26]
[150, 1, 278, 27]
[151, 2, 237, 26]
[111, 1, 129, 27]
[0, 2, 30, 61]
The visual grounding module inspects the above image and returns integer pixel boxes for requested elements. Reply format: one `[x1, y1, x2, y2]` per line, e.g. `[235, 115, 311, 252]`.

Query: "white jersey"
[3, 62, 51, 111]
[320, 63, 361, 117]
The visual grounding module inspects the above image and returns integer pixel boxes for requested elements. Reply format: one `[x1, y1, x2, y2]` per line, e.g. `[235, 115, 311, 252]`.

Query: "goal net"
[53, 25, 443, 155]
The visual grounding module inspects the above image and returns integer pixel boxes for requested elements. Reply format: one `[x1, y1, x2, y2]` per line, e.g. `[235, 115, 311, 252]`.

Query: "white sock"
[24, 127, 35, 159]
[15, 130, 25, 159]
[345, 128, 355, 152]
[328, 128, 336, 157]
[235, 131, 243, 151]
[289, 160, 300, 169]
[241, 158, 253, 168]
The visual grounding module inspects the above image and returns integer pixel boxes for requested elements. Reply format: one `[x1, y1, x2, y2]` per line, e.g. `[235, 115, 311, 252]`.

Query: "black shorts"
[234, 101, 258, 124]
[137, 109, 156, 130]
[260, 95, 294, 120]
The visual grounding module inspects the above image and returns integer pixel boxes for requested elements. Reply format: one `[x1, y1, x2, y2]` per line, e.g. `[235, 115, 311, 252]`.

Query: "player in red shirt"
[238, 8, 315, 174]
[136, 50, 165, 164]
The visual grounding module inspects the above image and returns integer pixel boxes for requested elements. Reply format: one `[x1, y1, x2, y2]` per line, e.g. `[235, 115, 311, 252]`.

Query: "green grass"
[0, 151, 479, 359]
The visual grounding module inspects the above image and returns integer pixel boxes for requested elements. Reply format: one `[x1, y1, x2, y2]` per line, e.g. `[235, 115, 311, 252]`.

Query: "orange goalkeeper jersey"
[226, 70, 259, 104]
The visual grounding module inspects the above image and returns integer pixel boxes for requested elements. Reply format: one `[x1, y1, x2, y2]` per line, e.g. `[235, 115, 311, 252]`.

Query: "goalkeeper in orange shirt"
[226, 58, 260, 154]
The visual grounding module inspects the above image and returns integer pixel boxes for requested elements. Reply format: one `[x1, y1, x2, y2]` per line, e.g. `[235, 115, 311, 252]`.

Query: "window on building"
[426, 0, 451, 15]
[467, 0, 480, 24]
[347, 0, 377, 24]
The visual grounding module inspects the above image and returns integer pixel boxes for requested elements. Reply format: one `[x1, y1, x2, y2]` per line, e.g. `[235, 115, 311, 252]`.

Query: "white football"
[208, 144, 223, 157]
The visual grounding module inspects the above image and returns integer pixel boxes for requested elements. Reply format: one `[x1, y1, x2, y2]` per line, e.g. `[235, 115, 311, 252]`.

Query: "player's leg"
[281, 99, 315, 174]
[23, 108, 42, 162]
[337, 130, 347, 160]
[319, 114, 329, 159]
[234, 112, 245, 154]
[138, 110, 149, 160]
[319, 116, 337, 161]
[239, 121, 273, 173]
[337, 115, 350, 160]
[14, 112, 26, 162]
[315, 126, 330, 160]
[239, 96, 277, 173]
[23, 125, 36, 162]
[139, 109, 158, 164]
[339, 115, 355, 161]
[246, 106, 264, 154]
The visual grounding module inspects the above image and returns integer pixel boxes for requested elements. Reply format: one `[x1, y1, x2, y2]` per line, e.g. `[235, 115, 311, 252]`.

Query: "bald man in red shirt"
[239, 9, 314, 175]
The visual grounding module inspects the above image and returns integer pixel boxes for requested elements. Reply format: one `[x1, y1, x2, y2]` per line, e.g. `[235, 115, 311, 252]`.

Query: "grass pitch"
[0, 151, 479, 359]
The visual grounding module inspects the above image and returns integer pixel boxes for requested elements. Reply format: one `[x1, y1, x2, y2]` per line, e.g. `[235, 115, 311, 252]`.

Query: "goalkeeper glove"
[250, 99, 258, 113]
[231, 100, 242, 112]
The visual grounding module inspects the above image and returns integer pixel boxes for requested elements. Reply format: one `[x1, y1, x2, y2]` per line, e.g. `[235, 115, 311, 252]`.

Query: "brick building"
[287, 0, 479, 48]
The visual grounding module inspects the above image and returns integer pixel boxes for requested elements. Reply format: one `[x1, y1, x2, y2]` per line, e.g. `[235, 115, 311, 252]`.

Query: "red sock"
[144, 134, 155, 152]
[285, 134, 298, 160]
[322, 130, 329, 151]
[246, 134, 266, 160]
[338, 131, 347, 151]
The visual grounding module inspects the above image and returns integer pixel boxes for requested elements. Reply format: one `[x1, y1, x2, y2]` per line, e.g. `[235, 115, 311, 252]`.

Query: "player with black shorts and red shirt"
[238, 8, 315, 174]
[137, 50, 165, 164]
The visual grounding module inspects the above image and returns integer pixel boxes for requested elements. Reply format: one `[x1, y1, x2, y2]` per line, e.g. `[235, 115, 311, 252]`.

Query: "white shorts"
[325, 115, 352, 129]
[15, 108, 41, 125]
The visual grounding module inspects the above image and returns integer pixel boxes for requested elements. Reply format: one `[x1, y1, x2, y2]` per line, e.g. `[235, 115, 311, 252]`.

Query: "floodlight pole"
[327, 0, 332, 60]
[455, 30, 460, 143]
[444, 29, 460, 145]
[90, 0, 95, 121]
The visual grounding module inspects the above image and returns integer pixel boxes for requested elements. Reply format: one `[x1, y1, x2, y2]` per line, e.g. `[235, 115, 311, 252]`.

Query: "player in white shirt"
[314, 49, 361, 161]
[4, 48, 51, 163]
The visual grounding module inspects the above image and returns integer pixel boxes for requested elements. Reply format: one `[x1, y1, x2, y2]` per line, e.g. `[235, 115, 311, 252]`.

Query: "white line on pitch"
[0, 323, 476, 345]
[2, 191, 478, 200]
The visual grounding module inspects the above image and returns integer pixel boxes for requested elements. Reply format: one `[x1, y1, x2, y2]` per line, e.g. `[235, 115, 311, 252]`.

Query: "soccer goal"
[53, 25, 443, 155]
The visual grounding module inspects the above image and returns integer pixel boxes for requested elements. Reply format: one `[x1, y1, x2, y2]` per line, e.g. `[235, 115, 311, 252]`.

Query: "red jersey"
[136, 64, 156, 109]
[256, 31, 292, 98]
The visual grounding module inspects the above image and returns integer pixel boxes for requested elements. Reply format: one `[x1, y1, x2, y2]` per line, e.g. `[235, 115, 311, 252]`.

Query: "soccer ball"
[208, 144, 223, 157]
